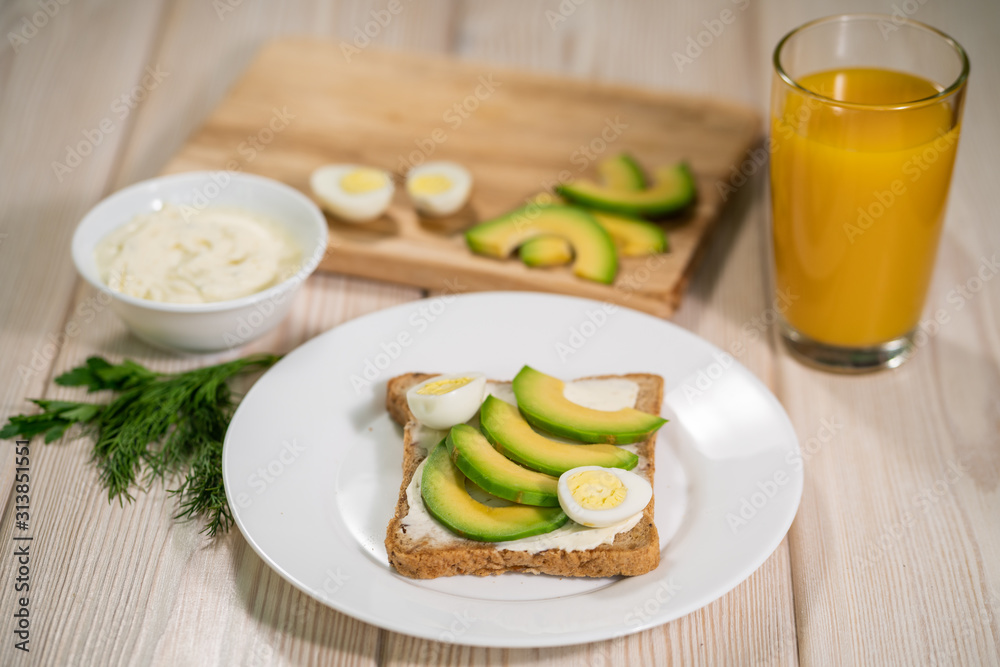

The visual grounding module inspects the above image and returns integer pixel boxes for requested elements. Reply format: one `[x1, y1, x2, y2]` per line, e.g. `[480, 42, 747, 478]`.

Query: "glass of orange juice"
[770, 14, 969, 371]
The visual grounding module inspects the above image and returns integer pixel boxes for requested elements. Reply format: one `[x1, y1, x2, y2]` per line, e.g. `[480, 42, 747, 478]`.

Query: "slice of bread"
[384, 372, 662, 579]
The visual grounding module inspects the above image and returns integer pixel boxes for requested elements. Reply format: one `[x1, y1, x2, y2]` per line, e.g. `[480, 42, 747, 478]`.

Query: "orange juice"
[770, 68, 961, 346]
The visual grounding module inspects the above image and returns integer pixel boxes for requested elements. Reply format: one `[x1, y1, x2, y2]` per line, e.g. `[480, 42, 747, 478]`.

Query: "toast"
[384, 372, 662, 579]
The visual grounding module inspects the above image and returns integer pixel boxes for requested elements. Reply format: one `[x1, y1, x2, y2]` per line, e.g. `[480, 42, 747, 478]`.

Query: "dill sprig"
[0, 354, 281, 536]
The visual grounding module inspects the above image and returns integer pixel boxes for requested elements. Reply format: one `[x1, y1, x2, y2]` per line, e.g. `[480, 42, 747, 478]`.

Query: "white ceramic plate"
[223, 292, 802, 648]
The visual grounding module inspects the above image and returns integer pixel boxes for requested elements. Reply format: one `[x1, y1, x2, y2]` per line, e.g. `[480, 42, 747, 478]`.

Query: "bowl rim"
[72, 171, 329, 314]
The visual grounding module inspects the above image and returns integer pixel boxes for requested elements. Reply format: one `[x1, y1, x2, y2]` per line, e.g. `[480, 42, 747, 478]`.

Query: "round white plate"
[223, 292, 802, 647]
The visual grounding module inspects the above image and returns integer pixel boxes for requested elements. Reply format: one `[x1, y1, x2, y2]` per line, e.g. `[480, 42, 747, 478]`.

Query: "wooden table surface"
[1, 1, 997, 665]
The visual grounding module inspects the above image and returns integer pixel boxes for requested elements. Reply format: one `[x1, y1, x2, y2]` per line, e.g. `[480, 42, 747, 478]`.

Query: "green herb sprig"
[1, 354, 280, 536]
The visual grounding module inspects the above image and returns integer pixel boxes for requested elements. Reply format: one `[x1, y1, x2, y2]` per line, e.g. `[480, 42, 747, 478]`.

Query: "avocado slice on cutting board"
[556, 162, 696, 218]
[597, 153, 647, 190]
[420, 439, 567, 541]
[479, 395, 638, 476]
[526, 193, 667, 257]
[518, 235, 573, 267]
[589, 211, 668, 256]
[465, 204, 618, 284]
[511, 366, 667, 445]
[446, 424, 560, 507]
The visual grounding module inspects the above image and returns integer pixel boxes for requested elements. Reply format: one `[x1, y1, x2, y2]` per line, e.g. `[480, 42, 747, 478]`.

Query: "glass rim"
[773, 13, 970, 111]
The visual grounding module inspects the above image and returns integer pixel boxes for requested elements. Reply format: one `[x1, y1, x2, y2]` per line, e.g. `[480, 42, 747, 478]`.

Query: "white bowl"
[72, 171, 328, 353]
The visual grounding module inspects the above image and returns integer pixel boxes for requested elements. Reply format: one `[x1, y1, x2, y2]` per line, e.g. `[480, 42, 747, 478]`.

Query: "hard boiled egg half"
[405, 161, 473, 217]
[557, 466, 652, 528]
[405, 373, 487, 430]
[310, 164, 394, 223]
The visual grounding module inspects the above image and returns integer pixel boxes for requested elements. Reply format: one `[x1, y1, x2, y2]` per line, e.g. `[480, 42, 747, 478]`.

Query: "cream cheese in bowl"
[72, 171, 328, 353]
[95, 205, 302, 304]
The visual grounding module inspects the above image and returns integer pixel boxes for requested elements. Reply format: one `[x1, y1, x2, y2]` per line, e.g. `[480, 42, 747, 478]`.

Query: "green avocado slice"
[598, 153, 647, 190]
[556, 162, 696, 218]
[589, 211, 668, 256]
[526, 192, 667, 257]
[518, 235, 573, 267]
[465, 204, 617, 283]
[420, 439, 567, 542]
[479, 395, 638, 476]
[511, 366, 667, 445]
[446, 424, 560, 506]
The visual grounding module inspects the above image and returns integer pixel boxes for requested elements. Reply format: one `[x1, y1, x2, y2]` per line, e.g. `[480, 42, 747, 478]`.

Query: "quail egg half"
[557, 466, 652, 528]
[310, 164, 394, 223]
[405, 161, 473, 217]
[405, 373, 487, 430]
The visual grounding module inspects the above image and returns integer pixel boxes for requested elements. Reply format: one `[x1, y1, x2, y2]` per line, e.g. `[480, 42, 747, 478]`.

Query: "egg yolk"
[340, 168, 388, 194]
[416, 377, 474, 396]
[409, 174, 453, 195]
[568, 470, 627, 510]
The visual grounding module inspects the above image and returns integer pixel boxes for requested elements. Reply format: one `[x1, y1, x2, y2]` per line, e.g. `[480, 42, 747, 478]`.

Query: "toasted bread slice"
[384, 372, 662, 579]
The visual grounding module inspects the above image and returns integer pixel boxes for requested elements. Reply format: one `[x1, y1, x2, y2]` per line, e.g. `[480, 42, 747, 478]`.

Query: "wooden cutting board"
[163, 39, 760, 317]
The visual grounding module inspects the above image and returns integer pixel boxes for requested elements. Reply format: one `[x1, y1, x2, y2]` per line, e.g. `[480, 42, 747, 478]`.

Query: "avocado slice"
[446, 424, 560, 506]
[512, 366, 667, 444]
[525, 193, 667, 257]
[479, 395, 638, 476]
[556, 162, 697, 218]
[518, 235, 572, 267]
[420, 439, 567, 541]
[598, 153, 646, 190]
[465, 204, 618, 284]
[590, 211, 668, 256]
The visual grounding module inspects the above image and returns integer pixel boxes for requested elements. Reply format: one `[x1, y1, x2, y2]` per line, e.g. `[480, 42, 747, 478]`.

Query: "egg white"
[405, 373, 487, 430]
[310, 164, 394, 223]
[557, 466, 652, 528]
[405, 161, 473, 217]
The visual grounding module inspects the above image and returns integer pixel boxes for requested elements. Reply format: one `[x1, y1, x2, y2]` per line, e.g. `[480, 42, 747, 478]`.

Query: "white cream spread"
[401, 378, 649, 553]
[411, 424, 447, 454]
[486, 378, 639, 412]
[95, 204, 302, 303]
[563, 378, 639, 411]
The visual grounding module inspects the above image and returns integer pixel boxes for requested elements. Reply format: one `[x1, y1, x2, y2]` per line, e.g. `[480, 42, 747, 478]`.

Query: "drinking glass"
[770, 14, 969, 371]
